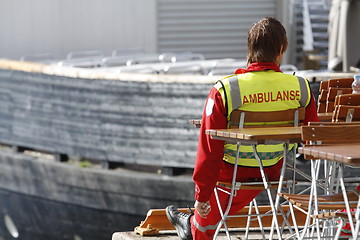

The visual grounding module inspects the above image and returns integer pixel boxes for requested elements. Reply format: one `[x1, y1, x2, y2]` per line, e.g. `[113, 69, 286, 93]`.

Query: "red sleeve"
[303, 91, 319, 125]
[192, 87, 227, 202]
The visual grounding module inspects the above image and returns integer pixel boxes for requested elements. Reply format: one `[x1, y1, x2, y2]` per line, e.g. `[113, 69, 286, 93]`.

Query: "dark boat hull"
[0, 60, 330, 240]
[0, 150, 194, 240]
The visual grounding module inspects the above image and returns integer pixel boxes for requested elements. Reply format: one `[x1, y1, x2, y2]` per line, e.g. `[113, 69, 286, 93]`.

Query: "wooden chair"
[328, 78, 354, 88]
[333, 105, 360, 122]
[317, 80, 329, 113]
[280, 125, 360, 239]
[332, 93, 360, 122]
[189, 110, 304, 239]
[228, 107, 305, 128]
[317, 78, 354, 121]
[334, 93, 360, 106]
[325, 87, 353, 113]
[212, 107, 305, 240]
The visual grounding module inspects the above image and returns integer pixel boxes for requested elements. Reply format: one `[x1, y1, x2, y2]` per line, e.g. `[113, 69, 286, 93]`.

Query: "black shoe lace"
[178, 211, 190, 219]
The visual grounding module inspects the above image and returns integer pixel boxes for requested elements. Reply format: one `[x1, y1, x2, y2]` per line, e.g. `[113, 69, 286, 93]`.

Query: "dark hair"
[247, 17, 288, 65]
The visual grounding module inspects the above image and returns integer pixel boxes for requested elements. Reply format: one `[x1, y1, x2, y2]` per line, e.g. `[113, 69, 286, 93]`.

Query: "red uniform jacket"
[192, 63, 319, 202]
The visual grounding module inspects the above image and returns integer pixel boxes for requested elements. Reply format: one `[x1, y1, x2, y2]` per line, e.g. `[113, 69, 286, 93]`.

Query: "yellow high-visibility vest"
[215, 70, 311, 167]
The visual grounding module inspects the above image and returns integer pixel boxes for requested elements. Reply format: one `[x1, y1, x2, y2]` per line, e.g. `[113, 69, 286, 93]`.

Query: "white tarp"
[328, 0, 360, 71]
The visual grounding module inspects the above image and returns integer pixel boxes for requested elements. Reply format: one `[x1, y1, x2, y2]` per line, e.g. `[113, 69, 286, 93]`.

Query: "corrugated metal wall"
[0, 0, 157, 60]
[0, 1, 291, 63]
[157, 0, 278, 59]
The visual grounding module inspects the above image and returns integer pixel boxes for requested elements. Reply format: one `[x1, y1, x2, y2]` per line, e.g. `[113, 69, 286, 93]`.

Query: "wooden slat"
[229, 108, 305, 128]
[298, 144, 360, 165]
[326, 88, 353, 101]
[336, 93, 360, 106]
[301, 125, 360, 142]
[325, 87, 353, 112]
[334, 105, 360, 122]
[279, 191, 359, 209]
[313, 212, 356, 221]
[189, 119, 201, 128]
[319, 80, 329, 90]
[206, 127, 302, 144]
[317, 112, 333, 121]
[308, 121, 360, 126]
[279, 191, 359, 202]
[134, 205, 307, 236]
[317, 89, 328, 113]
[328, 78, 354, 88]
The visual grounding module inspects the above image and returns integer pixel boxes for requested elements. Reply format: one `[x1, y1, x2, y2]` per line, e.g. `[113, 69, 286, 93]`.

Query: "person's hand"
[194, 200, 211, 218]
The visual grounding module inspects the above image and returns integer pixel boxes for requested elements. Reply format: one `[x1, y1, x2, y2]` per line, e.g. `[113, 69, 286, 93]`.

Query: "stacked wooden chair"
[279, 124, 360, 239]
[333, 93, 360, 122]
[317, 78, 354, 120]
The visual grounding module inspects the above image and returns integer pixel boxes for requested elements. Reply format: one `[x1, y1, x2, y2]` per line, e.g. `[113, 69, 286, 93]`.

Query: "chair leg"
[339, 165, 356, 238]
[299, 159, 321, 240]
[354, 196, 360, 239]
[252, 145, 283, 240]
[244, 200, 254, 239]
[334, 218, 344, 240]
[213, 187, 231, 239]
[354, 203, 360, 239]
[252, 199, 267, 239]
[213, 143, 242, 240]
[269, 143, 296, 238]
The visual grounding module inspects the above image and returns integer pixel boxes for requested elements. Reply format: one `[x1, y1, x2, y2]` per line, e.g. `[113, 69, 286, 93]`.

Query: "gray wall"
[0, 0, 293, 62]
[0, 0, 157, 60]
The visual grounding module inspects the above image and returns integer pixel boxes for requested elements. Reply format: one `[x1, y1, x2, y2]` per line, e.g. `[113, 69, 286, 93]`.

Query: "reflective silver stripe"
[297, 76, 309, 107]
[192, 216, 220, 232]
[229, 76, 242, 112]
[224, 149, 283, 160]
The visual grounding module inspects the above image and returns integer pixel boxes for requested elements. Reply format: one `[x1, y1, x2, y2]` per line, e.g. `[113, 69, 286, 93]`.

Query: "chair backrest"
[302, 125, 360, 144]
[333, 105, 360, 122]
[317, 89, 328, 113]
[319, 80, 329, 90]
[229, 107, 305, 129]
[334, 93, 360, 106]
[308, 121, 360, 126]
[317, 80, 329, 113]
[328, 77, 354, 88]
[325, 87, 353, 112]
[318, 78, 354, 113]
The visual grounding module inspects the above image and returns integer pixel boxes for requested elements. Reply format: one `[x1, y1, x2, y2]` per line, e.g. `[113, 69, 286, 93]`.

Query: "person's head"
[247, 17, 288, 65]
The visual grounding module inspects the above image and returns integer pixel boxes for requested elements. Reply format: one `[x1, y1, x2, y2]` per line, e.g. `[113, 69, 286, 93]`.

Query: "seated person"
[166, 17, 319, 240]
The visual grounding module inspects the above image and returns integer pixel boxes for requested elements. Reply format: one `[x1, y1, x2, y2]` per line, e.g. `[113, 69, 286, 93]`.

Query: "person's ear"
[279, 45, 284, 56]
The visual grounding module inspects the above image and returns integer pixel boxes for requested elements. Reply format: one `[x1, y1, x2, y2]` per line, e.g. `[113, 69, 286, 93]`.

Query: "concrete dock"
[112, 229, 293, 240]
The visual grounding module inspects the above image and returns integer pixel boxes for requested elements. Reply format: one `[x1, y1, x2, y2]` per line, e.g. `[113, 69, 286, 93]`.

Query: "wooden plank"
[298, 144, 360, 166]
[301, 125, 360, 142]
[206, 127, 302, 143]
[134, 205, 307, 236]
[189, 119, 201, 128]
